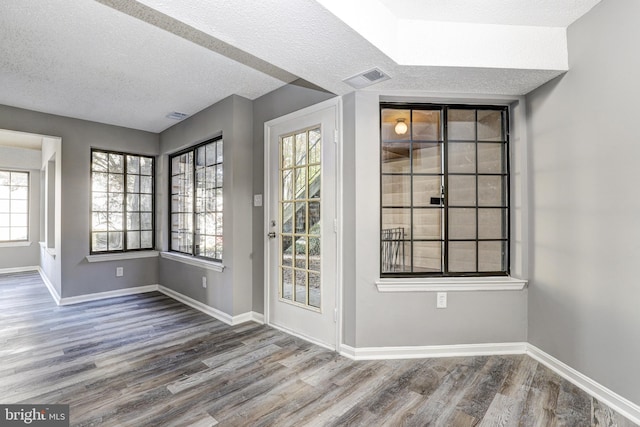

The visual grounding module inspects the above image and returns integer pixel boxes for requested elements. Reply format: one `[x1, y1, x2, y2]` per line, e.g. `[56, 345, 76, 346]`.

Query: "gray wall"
[159, 95, 254, 316]
[251, 81, 335, 313]
[0, 146, 41, 269]
[0, 104, 160, 297]
[344, 91, 528, 348]
[526, 0, 640, 405]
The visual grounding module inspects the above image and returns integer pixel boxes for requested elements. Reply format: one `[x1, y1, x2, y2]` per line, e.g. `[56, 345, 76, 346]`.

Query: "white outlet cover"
[253, 194, 263, 207]
[436, 292, 447, 308]
[116, 267, 123, 277]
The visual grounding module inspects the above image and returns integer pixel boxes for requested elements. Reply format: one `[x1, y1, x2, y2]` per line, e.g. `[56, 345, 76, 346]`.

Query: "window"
[380, 103, 509, 277]
[0, 170, 29, 242]
[170, 137, 223, 261]
[91, 150, 154, 253]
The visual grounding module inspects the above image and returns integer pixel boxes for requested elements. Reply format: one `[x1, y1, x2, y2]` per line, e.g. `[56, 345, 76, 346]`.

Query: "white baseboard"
[526, 344, 640, 425]
[340, 342, 527, 361]
[36, 267, 61, 305]
[157, 285, 234, 324]
[60, 285, 159, 305]
[0, 265, 39, 274]
[269, 322, 336, 352]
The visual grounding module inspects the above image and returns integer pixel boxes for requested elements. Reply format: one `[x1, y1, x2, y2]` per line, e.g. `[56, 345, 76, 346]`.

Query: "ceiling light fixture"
[395, 118, 408, 135]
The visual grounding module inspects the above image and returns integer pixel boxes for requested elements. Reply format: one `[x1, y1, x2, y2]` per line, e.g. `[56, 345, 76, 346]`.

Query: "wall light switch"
[116, 267, 123, 277]
[202, 276, 207, 288]
[436, 292, 447, 309]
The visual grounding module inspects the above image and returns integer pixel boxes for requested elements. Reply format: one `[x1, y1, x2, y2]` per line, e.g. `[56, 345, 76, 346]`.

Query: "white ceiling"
[0, 0, 601, 134]
[0, 129, 43, 151]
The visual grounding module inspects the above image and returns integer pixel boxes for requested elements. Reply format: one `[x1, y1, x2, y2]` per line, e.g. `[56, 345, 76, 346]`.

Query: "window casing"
[169, 137, 223, 261]
[0, 170, 29, 242]
[91, 150, 155, 253]
[380, 103, 509, 277]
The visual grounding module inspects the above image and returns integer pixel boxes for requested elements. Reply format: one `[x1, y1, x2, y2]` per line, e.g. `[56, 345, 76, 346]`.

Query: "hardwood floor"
[0, 271, 636, 426]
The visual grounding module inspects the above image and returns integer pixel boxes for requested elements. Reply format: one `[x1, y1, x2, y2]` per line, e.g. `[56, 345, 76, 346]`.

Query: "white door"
[265, 99, 339, 350]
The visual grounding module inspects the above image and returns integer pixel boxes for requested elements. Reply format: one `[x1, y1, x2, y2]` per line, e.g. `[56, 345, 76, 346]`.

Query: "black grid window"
[91, 150, 155, 253]
[170, 137, 223, 261]
[0, 170, 29, 242]
[380, 103, 509, 277]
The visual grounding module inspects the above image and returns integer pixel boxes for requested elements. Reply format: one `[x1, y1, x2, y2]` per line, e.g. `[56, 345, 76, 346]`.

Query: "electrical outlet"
[116, 267, 123, 277]
[436, 292, 447, 309]
[202, 276, 207, 288]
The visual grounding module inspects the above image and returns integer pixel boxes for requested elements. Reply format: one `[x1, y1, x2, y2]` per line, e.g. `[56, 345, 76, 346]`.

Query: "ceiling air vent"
[166, 111, 190, 121]
[343, 67, 391, 89]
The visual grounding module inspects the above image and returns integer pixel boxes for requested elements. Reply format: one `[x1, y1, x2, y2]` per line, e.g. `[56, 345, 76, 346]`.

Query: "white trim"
[269, 321, 336, 352]
[526, 344, 640, 425]
[60, 285, 158, 305]
[86, 251, 159, 263]
[36, 267, 61, 305]
[340, 342, 527, 361]
[159, 251, 224, 272]
[250, 312, 265, 324]
[0, 241, 32, 248]
[0, 265, 39, 274]
[375, 276, 527, 292]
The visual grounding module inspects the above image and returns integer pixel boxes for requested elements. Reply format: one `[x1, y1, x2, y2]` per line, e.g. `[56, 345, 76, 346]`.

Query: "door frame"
[263, 97, 343, 351]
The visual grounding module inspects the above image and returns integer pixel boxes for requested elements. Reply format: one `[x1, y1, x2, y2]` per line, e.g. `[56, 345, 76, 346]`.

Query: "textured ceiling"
[0, 0, 601, 134]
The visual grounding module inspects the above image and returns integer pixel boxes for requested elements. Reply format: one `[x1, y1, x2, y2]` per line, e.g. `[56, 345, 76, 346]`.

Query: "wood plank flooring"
[0, 271, 636, 426]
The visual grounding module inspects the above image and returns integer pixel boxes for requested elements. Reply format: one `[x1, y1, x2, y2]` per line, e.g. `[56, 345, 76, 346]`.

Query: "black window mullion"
[443, 107, 449, 274]
[475, 109, 479, 274]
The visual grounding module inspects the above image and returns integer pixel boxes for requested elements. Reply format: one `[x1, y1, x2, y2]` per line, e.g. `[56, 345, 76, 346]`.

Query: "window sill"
[375, 276, 527, 292]
[86, 251, 159, 263]
[160, 251, 225, 272]
[0, 241, 32, 248]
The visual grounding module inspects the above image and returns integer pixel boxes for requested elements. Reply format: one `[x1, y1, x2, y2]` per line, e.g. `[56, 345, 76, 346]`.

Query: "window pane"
[282, 235, 293, 268]
[92, 232, 108, 251]
[109, 153, 124, 173]
[282, 169, 293, 201]
[448, 175, 476, 206]
[108, 232, 123, 250]
[140, 176, 152, 194]
[11, 227, 27, 240]
[10, 213, 27, 227]
[108, 174, 124, 192]
[478, 209, 506, 239]
[479, 241, 505, 272]
[382, 175, 410, 206]
[126, 194, 139, 211]
[478, 176, 505, 206]
[141, 231, 153, 249]
[309, 272, 321, 308]
[282, 136, 294, 169]
[127, 231, 140, 249]
[295, 202, 306, 233]
[127, 156, 140, 174]
[92, 152, 108, 172]
[448, 241, 476, 272]
[413, 143, 441, 174]
[381, 109, 410, 141]
[295, 167, 306, 199]
[127, 213, 140, 230]
[11, 173, 28, 186]
[309, 201, 320, 234]
[413, 242, 442, 273]
[412, 110, 441, 140]
[448, 208, 476, 240]
[413, 209, 442, 240]
[92, 172, 108, 192]
[478, 143, 504, 174]
[448, 142, 476, 173]
[413, 176, 441, 207]
[12, 200, 28, 213]
[382, 143, 410, 174]
[382, 208, 410, 235]
[140, 157, 153, 175]
[448, 109, 476, 140]
[478, 110, 503, 141]
[309, 165, 320, 199]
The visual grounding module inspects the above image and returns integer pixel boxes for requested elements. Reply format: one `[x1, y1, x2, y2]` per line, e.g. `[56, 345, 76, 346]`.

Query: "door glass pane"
[279, 127, 321, 310]
[413, 176, 441, 207]
[413, 110, 441, 141]
[382, 175, 410, 207]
